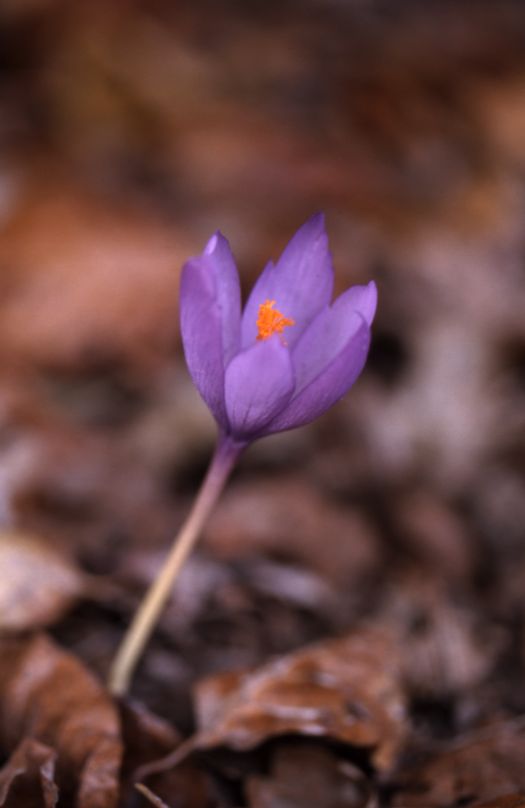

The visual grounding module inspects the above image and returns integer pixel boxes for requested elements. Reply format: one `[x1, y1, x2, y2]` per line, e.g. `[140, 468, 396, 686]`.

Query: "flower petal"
[341, 280, 377, 327]
[241, 213, 334, 349]
[224, 337, 294, 439]
[203, 231, 242, 364]
[179, 266, 222, 426]
[264, 317, 371, 434]
[291, 280, 377, 393]
[180, 233, 242, 430]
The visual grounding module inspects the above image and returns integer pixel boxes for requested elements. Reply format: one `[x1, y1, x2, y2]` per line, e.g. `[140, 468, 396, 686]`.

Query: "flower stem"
[108, 436, 243, 696]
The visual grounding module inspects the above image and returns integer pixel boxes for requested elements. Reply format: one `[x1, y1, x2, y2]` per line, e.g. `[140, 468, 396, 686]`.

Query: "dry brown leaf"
[194, 628, 405, 772]
[120, 700, 181, 782]
[0, 737, 58, 808]
[383, 573, 499, 698]
[392, 720, 525, 808]
[120, 702, 214, 808]
[0, 531, 84, 633]
[119, 700, 180, 804]
[474, 797, 525, 808]
[246, 743, 377, 808]
[0, 634, 122, 808]
[137, 762, 214, 808]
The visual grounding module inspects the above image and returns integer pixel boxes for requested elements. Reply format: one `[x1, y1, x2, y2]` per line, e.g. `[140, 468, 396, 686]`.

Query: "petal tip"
[281, 211, 329, 261]
[204, 234, 218, 255]
[303, 211, 326, 237]
[365, 280, 378, 323]
[204, 230, 233, 259]
[204, 232, 222, 255]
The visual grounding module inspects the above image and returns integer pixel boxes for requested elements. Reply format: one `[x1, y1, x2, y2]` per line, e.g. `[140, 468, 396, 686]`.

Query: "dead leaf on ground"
[120, 700, 181, 784]
[474, 796, 525, 808]
[193, 627, 405, 773]
[383, 572, 500, 698]
[0, 737, 58, 808]
[0, 531, 85, 633]
[392, 719, 525, 808]
[246, 742, 377, 808]
[0, 634, 122, 808]
[121, 702, 215, 808]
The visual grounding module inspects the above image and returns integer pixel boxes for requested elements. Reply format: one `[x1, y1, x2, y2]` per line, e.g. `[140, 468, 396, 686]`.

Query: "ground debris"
[0, 635, 122, 808]
[0, 737, 58, 808]
[0, 0, 525, 805]
[0, 531, 85, 634]
[193, 628, 405, 773]
[473, 796, 525, 808]
[245, 742, 378, 808]
[392, 720, 525, 808]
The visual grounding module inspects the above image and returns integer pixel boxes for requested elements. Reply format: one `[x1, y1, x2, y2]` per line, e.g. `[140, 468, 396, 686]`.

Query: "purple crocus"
[180, 213, 377, 446]
[108, 214, 377, 696]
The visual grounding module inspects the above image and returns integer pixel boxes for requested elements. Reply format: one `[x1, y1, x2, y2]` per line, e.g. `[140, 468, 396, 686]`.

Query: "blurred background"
[1, 0, 525, 735]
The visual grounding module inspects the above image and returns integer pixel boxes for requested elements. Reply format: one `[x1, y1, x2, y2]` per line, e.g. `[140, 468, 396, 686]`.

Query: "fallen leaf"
[0, 737, 58, 808]
[383, 573, 500, 698]
[246, 742, 377, 808]
[119, 700, 179, 804]
[120, 702, 214, 808]
[0, 531, 84, 633]
[0, 635, 122, 808]
[474, 796, 525, 808]
[392, 719, 525, 808]
[193, 628, 405, 772]
[120, 700, 181, 783]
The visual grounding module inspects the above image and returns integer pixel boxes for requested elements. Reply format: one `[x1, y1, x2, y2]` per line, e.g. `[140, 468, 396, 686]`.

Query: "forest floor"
[1, 2, 525, 806]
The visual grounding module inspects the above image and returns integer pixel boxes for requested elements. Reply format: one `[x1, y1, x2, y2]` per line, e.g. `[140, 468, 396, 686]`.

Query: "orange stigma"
[256, 300, 295, 341]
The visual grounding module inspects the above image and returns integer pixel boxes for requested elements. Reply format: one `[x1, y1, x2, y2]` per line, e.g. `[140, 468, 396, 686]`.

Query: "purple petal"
[224, 337, 294, 439]
[180, 258, 229, 427]
[203, 232, 242, 364]
[291, 281, 377, 393]
[264, 317, 371, 434]
[341, 280, 377, 327]
[180, 233, 241, 429]
[241, 213, 334, 349]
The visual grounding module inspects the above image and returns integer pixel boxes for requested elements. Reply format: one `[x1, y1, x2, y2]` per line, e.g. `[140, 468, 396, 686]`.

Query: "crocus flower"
[180, 213, 377, 445]
[109, 214, 377, 696]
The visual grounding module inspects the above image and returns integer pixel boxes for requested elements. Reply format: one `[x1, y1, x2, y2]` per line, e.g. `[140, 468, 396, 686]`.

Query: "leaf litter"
[0, 531, 85, 634]
[1, 1, 525, 806]
[0, 635, 122, 808]
[193, 628, 405, 773]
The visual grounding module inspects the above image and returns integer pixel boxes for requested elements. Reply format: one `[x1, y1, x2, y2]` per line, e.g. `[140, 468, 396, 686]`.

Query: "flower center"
[256, 300, 295, 341]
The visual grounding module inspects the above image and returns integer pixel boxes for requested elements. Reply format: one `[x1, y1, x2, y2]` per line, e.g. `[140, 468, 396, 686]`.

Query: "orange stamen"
[256, 300, 295, 341]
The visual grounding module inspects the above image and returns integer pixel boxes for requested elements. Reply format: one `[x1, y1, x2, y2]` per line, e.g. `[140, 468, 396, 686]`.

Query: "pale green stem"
[108, 436, 244, 696]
